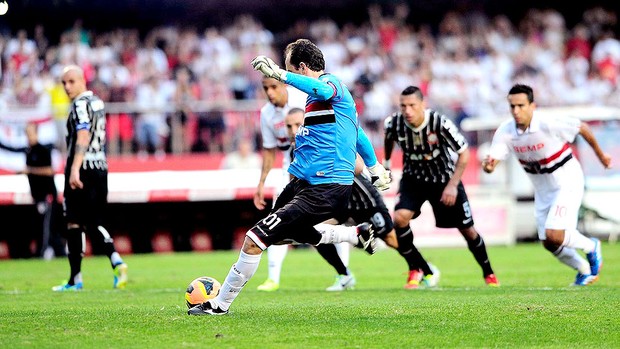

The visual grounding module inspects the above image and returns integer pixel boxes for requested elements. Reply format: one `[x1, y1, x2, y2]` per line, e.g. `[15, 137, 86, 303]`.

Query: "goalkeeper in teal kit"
[189, 39, 390, 315]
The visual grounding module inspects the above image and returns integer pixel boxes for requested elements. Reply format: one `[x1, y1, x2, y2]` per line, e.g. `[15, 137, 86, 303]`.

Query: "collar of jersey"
[515, 111, 540, 135]
[75, 90, 93, 100]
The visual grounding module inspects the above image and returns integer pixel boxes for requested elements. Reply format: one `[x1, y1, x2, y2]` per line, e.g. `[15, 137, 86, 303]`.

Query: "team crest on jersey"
[427, 132, 438, 144]
[414, 134, 422, 146]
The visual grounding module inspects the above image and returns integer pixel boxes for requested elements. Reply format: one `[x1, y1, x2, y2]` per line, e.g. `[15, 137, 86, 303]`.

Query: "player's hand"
[368, 163, 392, 191]
[251, 56, 287, 81]
[440, 183, 457, 206]
[253, 185, 267, 210]
[69, 168, 83, 190]
[599, 153, 612, 169]
[482, 156, 497, 173]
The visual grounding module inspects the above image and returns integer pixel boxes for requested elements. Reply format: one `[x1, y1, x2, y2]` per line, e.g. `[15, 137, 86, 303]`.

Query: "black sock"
[315, 244, 348, 275]
[467, 234, 494, 276]
[395, 226, 432, 275]
[87, 225, 118, 268]
[66, 228, 84, 285]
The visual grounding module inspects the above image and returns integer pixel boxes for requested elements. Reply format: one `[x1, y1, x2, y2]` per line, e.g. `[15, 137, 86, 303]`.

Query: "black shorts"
[395, 177, 474, 229]
[337, 181, 394, 238]
[247, 178, 352, 249]
[63, 169, 108, 227]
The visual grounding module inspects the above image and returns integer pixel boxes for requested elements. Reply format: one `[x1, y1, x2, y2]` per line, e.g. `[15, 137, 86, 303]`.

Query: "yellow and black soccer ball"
[185, 276, 221, 309]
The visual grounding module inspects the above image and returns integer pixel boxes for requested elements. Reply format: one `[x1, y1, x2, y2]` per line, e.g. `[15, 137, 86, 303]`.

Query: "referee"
[383, 85, 499, 287]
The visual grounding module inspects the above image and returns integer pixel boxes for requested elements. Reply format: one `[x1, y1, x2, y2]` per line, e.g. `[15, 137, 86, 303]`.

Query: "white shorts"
[535, 182, 584, 240]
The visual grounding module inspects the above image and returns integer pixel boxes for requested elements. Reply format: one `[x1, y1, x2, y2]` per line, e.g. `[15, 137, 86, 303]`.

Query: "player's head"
[61, 65, 87, 100]
[507, 84, 536, 130]
[399, 86, 426, 126]
[285, 107, 304, 141]
[284, 39, 325, 75]
[262, 77, 288, 107]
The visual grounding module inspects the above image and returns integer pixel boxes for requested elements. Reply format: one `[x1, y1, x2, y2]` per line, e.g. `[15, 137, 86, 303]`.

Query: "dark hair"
[287, 107, 304, 115]
[401, 85, 424, 100]
[284, 39, 325, 72]
[508, 84, 534, 103]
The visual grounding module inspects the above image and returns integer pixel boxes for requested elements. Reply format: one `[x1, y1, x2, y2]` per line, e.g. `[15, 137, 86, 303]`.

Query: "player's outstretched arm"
[251, 55, 334, 100]
[482, 155, 499, 174]
[251, 56, 287, 81]
[356, 127, 391, 190]
[254, 147, 276, 210]
[579, 122, 612, 169]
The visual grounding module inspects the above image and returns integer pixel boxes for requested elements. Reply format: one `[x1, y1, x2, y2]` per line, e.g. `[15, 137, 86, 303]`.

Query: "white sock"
[553, 246, 590, 275]
[561, 229, 595, 253]
[110, 252, 123, 267]
[213, 250, 262, 311]
[335, 242, 350, 267]
[316, 223, 357, 245]
[266, 244, 288, 284]
[73, 272, 83, 285]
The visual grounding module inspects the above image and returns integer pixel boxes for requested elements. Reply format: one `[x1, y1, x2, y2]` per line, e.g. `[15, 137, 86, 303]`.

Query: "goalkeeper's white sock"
[266, 244, 288, 284]
[316, 224, 357, 245]
[335, 242, 350, 267]
[213, 250, 262, 311]
[553, 246, 590, 275]
[561, 229, 595, 253]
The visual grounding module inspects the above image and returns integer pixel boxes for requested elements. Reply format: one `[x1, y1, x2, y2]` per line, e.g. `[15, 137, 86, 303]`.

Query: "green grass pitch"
[1, 242, 618, 348]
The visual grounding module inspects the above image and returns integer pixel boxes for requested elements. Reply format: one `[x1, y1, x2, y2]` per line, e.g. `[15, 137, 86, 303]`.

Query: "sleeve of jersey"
[487, 127, 511, 160]
[551, 115, 581, 143]
[383, 115, 395, 140]
[285, 73, 336, 101]
[441, 117, 468, 153]
[356, 126, 377, 167]
[74, 99, 91, 131]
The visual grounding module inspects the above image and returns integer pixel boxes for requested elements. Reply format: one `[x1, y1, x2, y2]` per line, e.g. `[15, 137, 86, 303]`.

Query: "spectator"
[23, 122, 65, 259]
[135, 74, 171, 160]
[220, 138, 261, 170]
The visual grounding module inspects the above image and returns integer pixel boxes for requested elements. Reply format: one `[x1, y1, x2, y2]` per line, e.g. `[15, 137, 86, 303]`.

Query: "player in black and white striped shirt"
[53, 65, 128, 292]
[383, 85, 499, 287]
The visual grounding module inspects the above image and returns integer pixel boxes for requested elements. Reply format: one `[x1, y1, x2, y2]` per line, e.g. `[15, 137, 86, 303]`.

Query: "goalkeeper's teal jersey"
[286, 73, 357, 185]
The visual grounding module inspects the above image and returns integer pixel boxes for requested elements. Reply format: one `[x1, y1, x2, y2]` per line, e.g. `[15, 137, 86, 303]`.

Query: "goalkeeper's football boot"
[356, 223, 377, 255]
[113, 263, 129, 289]
[256, 278, 279, 292]
[420, 263, 440, 288]
[52, 282, 83, 292]
[326, 274, 356, 291]
[586, 238, 603, 276]
[404, 269, 424, 289]
[187, 301, 229, 316]
[484, 274, 500, 287]
[571, 273, 598, 286]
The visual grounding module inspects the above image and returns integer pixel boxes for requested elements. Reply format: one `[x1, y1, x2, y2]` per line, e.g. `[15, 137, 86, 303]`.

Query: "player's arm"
[254, 147, 276, 210]
[284, 73, 335, 100]
[383, 115, 395, 170]
[356, 126, 377, 167]
[356, 126, 391, 190]
[440, 117, 469, 206]
[69, 129, 89, 189]
[26, 165, 54, 176]
[482, 156, 500, 173]
[250, 56, 334, 100]
[441, 147, 469, 206]
[579, 122, 612, 169]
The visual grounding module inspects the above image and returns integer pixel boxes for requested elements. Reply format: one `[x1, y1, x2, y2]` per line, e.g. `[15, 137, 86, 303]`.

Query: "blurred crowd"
[0, 3, 619, 156]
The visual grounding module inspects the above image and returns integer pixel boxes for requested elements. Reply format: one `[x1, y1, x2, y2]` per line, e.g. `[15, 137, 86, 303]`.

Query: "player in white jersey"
[253, 77, 310, 291]
[482, 84, 612, 286]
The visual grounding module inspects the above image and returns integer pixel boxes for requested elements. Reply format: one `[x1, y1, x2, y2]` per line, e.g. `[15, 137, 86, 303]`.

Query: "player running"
[483, 84, 611, 286]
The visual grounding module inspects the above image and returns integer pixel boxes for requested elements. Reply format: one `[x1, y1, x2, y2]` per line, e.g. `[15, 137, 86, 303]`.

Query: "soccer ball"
[185, 276, 221, 308]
